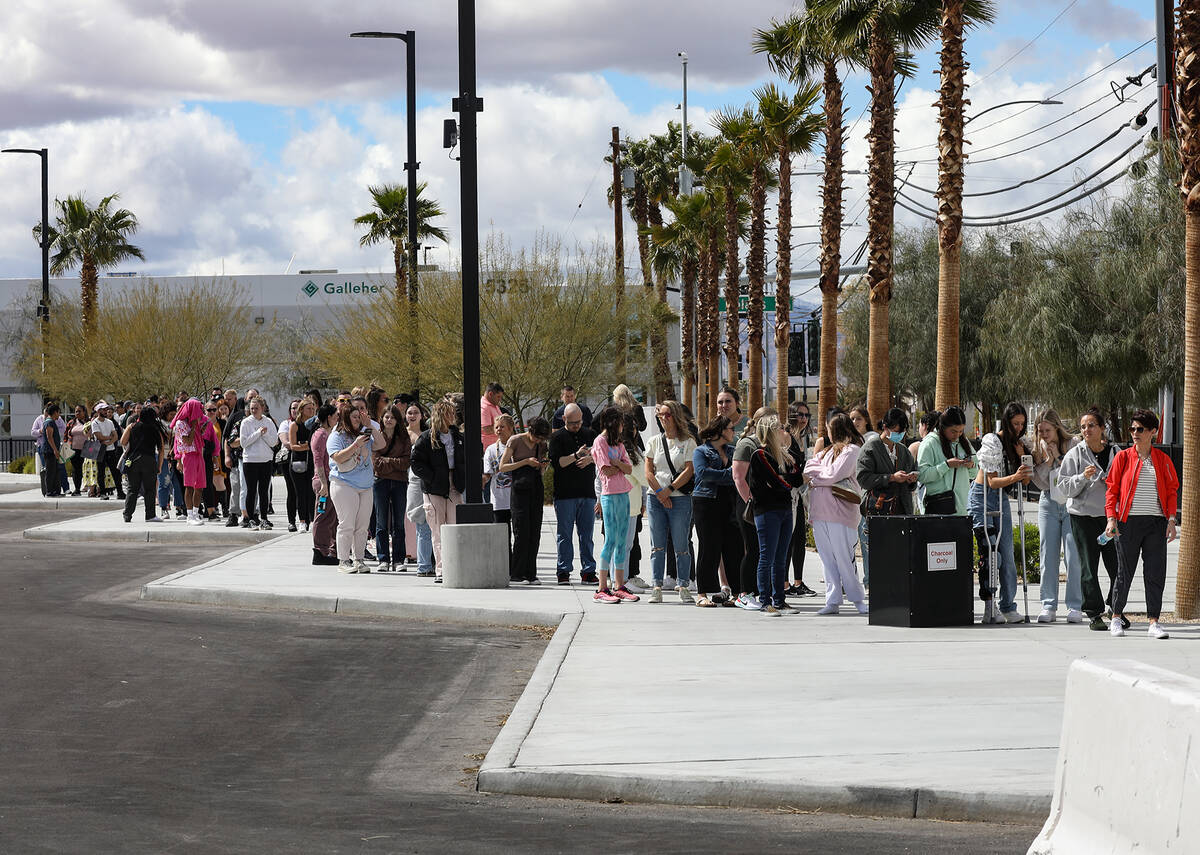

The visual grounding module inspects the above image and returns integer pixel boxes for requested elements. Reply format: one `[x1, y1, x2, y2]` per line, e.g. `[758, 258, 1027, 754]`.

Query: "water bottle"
[1097, 530, 1113, 546]
[316, 495, 327, 515]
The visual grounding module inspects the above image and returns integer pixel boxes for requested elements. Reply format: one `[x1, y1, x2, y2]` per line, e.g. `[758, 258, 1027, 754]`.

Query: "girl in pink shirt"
[590, 407, 637, 603]
[804, 412, 867, 615]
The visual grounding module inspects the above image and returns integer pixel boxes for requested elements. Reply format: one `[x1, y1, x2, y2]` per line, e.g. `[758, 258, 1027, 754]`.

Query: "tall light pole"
[677, 51, 691, 194]
[350, 30, 420, 309]
[454, 0, 490, 521]
[2, 147, 50, 330]
[963, 98, 1061, 125]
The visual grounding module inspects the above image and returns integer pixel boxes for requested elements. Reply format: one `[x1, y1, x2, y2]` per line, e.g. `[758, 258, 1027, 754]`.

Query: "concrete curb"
[479, 764, 1048, 822]
[24, 522, 282, 545]
[478, 611, 582, 787]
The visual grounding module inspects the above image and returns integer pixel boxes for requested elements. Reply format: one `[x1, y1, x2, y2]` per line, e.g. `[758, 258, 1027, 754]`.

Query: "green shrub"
[1015, 522, 1040, 584]
[8, 455, 35, 475]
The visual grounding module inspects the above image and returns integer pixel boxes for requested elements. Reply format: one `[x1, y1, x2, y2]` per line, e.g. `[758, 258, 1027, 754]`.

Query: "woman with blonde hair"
[747, 414, 806, 614]
[730, 406, 775, 608]
[644, 399, 696, 602]
[409, 397, 466, 581]
[610, 383, 647, 433]
[1031, 408, 1083, 623]
[804, 412, 868, 615]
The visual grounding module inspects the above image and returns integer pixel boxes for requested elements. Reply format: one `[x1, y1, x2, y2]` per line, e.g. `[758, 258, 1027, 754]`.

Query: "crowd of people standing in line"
[31, 383, 1179, 636]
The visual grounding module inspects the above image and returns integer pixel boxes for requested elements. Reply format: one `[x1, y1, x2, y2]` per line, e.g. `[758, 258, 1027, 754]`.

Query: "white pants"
[331, 480, 373, 562]
[423, 489, 462, 576]
[812, 520, 866, 607]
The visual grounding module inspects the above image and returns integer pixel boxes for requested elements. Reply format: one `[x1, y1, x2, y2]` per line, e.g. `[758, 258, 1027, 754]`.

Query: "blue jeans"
[1038, 494, 1082, 611]
[967, 483, 1017, 613]
[373, 478, 407, 563]
[754, 507, 792, 607]
[157, 458, 173, 511]
[415, 519, 434, 574]
[554, 497, 596, 576]
[648, 492, 692, 585]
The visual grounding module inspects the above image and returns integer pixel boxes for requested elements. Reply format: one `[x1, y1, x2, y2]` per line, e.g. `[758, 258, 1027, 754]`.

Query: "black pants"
[789, 498, 807, 583]
[101, 447, 123, 496]
[1070, 514, 1119, 618]
[70, 456, 83, 493]
[628, 511, 643, 578]
[202, 452, 216, 515]
[510, 488, 543, 581]
[693, 491, 744, 596]
[734, 495, 760, 596]
[283, 464, 298, 525]
[243, 461, 272, 523]
[294, 464, 315, 524]
[1112, 514, 1168, 620]
[123, 457, 159, 521]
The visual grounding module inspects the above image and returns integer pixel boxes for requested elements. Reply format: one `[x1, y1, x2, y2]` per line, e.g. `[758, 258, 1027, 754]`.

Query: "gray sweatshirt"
[1055, 440, 1114, 518]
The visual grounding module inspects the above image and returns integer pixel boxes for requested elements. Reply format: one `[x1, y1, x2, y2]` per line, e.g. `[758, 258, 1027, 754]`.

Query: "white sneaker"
[1110, 617, 1126, 637]
[664, 575, 678, 590]
[1004, 610, 1024, 624]
[626, 576, 651, 590]
[981, 601, 996, 624]
[1148, 622, 1169, 640]
[338, 560, 355, 574]
[648, 587, 662, 604]
[1065, 609, 1084, 624]
[677, 585, 694, 604]
[147, 516, 164, 523]
[816, 604, 840, 615]
[855, 601, 869, 615]
[1037, 608, 1056, 623]
[352, 559, 370, 574]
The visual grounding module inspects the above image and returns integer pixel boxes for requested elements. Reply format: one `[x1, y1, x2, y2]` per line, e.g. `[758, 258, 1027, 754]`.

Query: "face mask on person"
[889, 431, 905, 444]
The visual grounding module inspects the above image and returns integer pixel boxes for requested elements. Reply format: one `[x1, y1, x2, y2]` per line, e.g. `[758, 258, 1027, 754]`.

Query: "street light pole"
[2, 147, 50, 330]
[454, 0, 490, 521]
[964, 98, 1062, 125]
[678, 51, 690, 194]
[350, 30, 420, 314]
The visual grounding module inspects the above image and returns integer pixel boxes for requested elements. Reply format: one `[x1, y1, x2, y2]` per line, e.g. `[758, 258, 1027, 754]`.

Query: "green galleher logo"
[302, 280, 319, 298]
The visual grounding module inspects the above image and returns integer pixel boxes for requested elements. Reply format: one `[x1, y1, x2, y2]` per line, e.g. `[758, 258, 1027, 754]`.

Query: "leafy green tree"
[34, 194, 145, 338]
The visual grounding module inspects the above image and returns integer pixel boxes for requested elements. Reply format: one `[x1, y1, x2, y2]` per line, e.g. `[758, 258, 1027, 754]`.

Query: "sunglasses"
[1130, 426, 1148, 434]
[205, 408, 217, 413]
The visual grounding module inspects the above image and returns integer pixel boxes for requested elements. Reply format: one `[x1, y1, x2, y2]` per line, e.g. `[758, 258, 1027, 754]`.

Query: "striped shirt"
[1128, 457, 1163, 517]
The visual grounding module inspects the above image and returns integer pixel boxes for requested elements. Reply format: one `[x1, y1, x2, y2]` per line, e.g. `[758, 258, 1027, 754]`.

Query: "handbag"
[58, 444, 76, 463]
[925, 466, 958, 515]
[290, 452, 310, 474]
[862, 488, 898, 516]
[741, 498, 755, 524]
[660, 437, 694, 495]
[830, 477, 861, 505]
[82, 438, 103, 461]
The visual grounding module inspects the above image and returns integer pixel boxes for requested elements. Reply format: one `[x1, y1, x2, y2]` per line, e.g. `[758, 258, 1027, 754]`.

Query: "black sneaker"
[1120, 614, 1131, 630]
[526, 578, 541, 586]
[1089, 616, 1109, 631]
[240, 518, 252, 529]
[580, 573, 599, 586]
[225, 516, 239, 528]
[260, 520, 273, 530]
[364, 549, 376, 561]
[557, 574, 571, 586]
[287, 523, 297, 532]
[798, 582, 820, 597]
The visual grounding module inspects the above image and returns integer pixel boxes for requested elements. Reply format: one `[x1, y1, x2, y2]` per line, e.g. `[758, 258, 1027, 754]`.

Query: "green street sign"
[717, 295, 794, 313]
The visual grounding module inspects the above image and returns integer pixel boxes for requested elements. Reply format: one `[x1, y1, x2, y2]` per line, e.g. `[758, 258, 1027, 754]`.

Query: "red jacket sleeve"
[1104, 449, 1126, 520]
[1157, 449, 1179, 520]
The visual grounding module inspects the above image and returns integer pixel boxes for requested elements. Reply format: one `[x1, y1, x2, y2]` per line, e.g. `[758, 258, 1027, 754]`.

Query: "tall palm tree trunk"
[935, 0, 966, 411]
[817, 59, 845, 422]
[681, 260, 697, 411]
[1176, 0, 1200, 619]
[773, 140, 793, 417]
[80, 256, 98, 338]
[723, 189, 742, 393]
[747, 164, 767, 412]
[865, 28, 896, 423]
[644, 198, 676, 402]
[705, 222, 722, 418]
[696, 236, 713, 418]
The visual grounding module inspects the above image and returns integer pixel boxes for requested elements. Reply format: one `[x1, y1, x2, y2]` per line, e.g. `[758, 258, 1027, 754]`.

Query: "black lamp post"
[350, 30, 420, 305]
[2, 147, 50, 328]
[453, 0, 491, 521]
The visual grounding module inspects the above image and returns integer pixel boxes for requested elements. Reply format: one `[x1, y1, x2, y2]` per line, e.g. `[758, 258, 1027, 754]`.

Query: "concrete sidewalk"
[118, 505, 1200, 823]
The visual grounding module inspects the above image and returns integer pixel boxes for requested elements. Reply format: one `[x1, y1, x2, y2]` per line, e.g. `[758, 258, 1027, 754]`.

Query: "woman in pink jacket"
[804, 412, 867, 615]
[171, 398, 216, 526]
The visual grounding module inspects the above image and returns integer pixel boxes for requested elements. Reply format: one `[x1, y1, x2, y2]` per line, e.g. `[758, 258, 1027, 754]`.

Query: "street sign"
[717, 295, 794, 313]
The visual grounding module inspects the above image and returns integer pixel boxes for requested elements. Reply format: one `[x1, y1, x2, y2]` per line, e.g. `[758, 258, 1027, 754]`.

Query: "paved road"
[0, 511, 1039, 853]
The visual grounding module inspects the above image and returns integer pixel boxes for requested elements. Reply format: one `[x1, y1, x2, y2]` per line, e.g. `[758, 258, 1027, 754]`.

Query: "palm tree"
[354, 181, 449, 308]
[757, 81, 823, 418]
[740, 115, 779, 412]
[36, 194, 144, 338]
[709, 108, 756, 394]
[650, 192, 706, 410]
[1177, 0, 1200, 619]
[755, 6, 864, 423]
[935, 0, 996, 409]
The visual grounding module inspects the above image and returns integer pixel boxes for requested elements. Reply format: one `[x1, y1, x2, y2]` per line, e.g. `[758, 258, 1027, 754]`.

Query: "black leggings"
[70, 456, 83, 493]
[294, 465, 314, 524]
[1112, 514, 1168, 620]
[789, 498, 807, 583]
[283, 464, 298, 525]
[510, 487, 544, 581]
[693, 491, 744, 596]
[243, 461, 272, 522]
[734, 495, 759, 596]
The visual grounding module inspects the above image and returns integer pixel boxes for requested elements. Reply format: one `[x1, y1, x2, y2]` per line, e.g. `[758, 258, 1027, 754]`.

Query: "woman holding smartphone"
[916, 407, 977, 516]
[327, 405, 385, 573]
[500, 416, 553, 585]
[857, 408, 919, 518]
[968, 403, 1033, 624]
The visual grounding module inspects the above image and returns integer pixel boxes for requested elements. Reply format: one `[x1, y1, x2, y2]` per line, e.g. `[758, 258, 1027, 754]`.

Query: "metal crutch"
[1016, 481, 1030, 622]
[985, 482, 1002, 623]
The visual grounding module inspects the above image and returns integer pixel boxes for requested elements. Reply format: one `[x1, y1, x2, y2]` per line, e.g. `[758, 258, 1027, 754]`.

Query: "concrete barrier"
[441, 522, 510, 588]
[1029, 659, 1200, 855]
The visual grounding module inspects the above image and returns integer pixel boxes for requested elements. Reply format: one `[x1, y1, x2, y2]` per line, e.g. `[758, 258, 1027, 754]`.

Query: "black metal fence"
[0, 438, 36, 468]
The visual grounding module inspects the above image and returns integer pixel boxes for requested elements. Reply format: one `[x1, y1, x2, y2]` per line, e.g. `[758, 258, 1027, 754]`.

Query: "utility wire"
[897, 135, 1144, 219]
[973, 0, 1081, 87]
[902, 102, 1151, 197]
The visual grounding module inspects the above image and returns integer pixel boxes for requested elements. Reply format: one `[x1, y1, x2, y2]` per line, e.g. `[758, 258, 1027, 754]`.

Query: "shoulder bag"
[661, 437, 693, 495]
[925, 464, 958, 515]
[81, 438, 103, 461]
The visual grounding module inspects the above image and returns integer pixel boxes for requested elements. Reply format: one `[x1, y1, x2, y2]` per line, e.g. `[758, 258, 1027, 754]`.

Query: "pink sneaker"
[613, 585, 640, 602]
[593, 588, 621, 604]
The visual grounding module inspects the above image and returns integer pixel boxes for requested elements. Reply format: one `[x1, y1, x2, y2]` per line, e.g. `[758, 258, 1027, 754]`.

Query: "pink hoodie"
[804, 443, 862, 528]
[591, 433, 632, 495]
[171, 398, 214, 458]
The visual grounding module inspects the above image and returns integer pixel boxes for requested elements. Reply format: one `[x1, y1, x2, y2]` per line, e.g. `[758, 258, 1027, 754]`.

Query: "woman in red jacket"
[1104, 409, 1178, 640]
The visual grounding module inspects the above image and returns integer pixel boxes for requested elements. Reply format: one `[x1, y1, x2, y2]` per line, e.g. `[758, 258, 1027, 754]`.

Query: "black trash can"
[867, 514, 974, 627]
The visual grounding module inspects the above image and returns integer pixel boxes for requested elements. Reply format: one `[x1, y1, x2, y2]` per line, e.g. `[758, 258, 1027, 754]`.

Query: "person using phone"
[237, 397, 279, 530]
[327, 405, 385, 573]
[857, 407, 920, 517]
[309, 404, 340, 565]
[916, 406, 977, 516]
[968, 402, 1034, 624]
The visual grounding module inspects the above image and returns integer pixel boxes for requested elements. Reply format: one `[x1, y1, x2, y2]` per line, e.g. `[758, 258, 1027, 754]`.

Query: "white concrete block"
[441, 522, 510, 589]
[1029, 659, 1200, 855]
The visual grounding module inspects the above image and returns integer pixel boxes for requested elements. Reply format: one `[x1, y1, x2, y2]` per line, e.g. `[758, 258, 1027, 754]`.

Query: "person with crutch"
[1104, 409, 1177, 640]
[968, 403, 1034, 624]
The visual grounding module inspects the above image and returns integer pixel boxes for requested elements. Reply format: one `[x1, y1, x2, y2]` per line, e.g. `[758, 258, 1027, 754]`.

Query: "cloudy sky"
[0, 0, 1157, 294]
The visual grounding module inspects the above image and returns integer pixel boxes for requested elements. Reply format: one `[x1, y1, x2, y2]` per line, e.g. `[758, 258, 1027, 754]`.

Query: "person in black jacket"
[120, 407, 166, 522]
[747, 415, 806, 615]
[409, 397, 466, 581]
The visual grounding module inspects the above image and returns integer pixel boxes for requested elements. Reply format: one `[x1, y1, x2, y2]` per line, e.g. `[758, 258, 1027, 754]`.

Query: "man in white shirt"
[90, 401, 124, 500]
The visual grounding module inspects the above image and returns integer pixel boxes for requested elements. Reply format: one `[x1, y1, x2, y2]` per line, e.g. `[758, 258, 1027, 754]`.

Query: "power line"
[974, 0, 1081, 87]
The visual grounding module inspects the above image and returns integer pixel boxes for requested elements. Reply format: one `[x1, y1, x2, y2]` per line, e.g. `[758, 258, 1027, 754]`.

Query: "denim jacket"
[691, 441, 735, 499]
